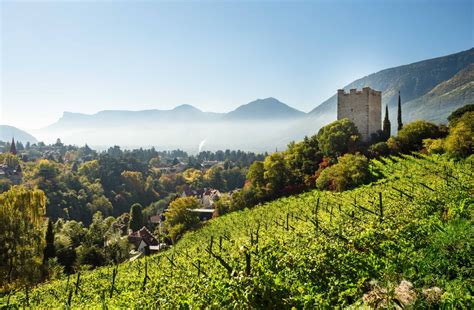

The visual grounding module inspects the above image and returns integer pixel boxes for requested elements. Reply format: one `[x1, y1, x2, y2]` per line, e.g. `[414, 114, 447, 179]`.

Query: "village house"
[158, 161, 187, 174]
[181, 187, 221, 209]
[127, 226, 167, 255]
[200, 160, 224, 169]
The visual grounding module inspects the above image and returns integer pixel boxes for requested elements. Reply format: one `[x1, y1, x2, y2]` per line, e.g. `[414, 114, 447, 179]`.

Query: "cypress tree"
[397, 91, 403, 131]
[43, 219, 55, 263]
[382, 105, 391, 140]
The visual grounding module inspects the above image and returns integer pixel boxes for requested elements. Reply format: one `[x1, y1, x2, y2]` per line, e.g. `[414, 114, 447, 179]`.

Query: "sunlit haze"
[1, 0, 472, 130]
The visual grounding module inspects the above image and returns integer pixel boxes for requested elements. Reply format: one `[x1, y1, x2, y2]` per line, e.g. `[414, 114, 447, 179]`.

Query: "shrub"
[423, 138, 444, 154]
[77, 245, 105, 268]
[396, 121, 442, 152]
[316, 153, 369, 191]
[386, 137, 400, 154]
[368, 142, 390, 158]
[445, 112, 473, 158]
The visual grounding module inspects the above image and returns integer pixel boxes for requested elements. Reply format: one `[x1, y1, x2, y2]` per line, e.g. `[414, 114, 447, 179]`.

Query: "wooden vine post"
[110, 265, 118, 298]
[142, 259, 150, 291]
[75, 272, 81, 295]
[379, 192, 384, 223]
[314, 197, 320, 237]
[67, 289, 73, 308]
[245, 251, 251, 276]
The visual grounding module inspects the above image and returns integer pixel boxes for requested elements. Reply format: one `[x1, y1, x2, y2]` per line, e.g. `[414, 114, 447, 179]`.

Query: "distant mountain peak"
[172, 104, 202, 112]
[246, 97, 286, 106]
[225, 97, 305, 120]
[0, 125, 37, 143]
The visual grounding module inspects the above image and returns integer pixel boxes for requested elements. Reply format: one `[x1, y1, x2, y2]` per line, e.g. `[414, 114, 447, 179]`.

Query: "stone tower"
[337, 87, 382, 142]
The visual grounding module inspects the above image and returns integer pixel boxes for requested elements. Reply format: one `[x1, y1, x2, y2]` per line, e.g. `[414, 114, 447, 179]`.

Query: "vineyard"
[2, 154, 473, 308]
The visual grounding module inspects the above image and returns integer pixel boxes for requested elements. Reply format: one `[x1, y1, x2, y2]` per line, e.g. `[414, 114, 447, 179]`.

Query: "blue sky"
[1, 0, 472, 129]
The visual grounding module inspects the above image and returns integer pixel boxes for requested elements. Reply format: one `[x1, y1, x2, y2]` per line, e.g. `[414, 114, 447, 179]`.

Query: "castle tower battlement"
[337, 87, 382, 141]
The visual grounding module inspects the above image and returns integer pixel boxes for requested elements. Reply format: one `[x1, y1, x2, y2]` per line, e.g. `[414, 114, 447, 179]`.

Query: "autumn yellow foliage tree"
[0, 186, 47, 291]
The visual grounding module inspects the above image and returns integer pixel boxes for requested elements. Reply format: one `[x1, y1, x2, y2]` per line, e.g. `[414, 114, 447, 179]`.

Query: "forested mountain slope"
[404, 64, 474, 123]
[3, 154, 472, 308]
[310, 48, 473, 117]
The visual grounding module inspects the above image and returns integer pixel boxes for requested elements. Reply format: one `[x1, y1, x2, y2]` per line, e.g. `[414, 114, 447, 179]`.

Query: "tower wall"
[337, 87, 381, 141]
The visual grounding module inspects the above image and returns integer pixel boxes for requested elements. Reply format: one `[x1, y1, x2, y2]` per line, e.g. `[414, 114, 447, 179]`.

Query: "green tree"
[423, 138, 445, 154]
[204, 166, 226, 190]
[182, 168, 204, 188]
[0, 186, 46, 290]
[121, 170, 145, 195]
[86, 212, 114, 247]
[87, 195, 113, 217]
[163, 197, 201, 243]
[247, 161, 265, 189]
[43, 219, 56, 263]
[263, 152, 289, 196]
[78, 160, 100, 181]
[2, 153, 20, 168]
[445, 112, 473, 158]
[222, 167, 246, 190]
[316, 153, 369, 192]
[54, 234, 76, 274]
[396, 120, 442, 152]
[317, 119, 360, 158]
[368, 142, 390, 158]
[36, 159, 60, 179]
[382, 105, 391, 140]
[129, 203, 144, 232]
[77, 245, 105, 268]
[284, 135, 322, 187]
[60, 220, 87, 248]
[447, 104, 474, 126]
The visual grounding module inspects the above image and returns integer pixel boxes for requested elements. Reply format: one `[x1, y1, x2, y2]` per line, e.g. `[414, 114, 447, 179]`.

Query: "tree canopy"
[129, 203, 144, 232]
[0, 186, 47, 291]
[317, 118, 360, 158]
[163, 197, 201, 243]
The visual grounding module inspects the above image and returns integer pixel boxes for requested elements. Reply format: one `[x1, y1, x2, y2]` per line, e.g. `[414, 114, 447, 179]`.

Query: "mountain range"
[46, 97, 305, 130]
[8, 48, 474, 152]
[308, 48, 473, 130]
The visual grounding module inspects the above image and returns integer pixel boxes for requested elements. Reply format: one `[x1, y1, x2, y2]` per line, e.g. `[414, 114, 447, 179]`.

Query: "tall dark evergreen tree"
[43, 219, 55, 263]
[382, 105, 391, 140]
[129, 203, 144, 232]
[10, 137, 17, 155]
[397, 91, 403, 131]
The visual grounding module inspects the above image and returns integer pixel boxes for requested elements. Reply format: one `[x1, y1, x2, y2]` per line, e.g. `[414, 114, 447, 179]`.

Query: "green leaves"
[3, 155, 472, 308]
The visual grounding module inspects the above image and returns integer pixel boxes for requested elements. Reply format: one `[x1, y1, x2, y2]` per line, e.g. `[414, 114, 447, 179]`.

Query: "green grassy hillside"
[2, 154, 473, 308]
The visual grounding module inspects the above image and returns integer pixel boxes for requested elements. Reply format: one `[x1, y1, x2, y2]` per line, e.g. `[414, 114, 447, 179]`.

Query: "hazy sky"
[1, 0, 472, 130]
